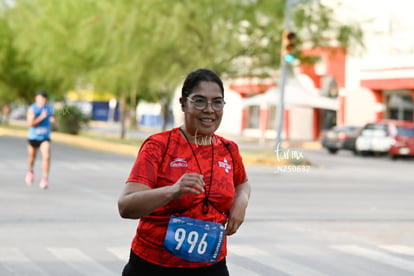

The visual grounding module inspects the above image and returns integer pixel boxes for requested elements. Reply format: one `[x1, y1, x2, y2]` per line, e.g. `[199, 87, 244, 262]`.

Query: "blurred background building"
[213, 0, 414, 141]
[60, 0, 414, 142]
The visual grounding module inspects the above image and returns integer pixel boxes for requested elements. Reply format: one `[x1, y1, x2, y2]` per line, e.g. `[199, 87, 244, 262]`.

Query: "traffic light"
[281, 30, 296, 64]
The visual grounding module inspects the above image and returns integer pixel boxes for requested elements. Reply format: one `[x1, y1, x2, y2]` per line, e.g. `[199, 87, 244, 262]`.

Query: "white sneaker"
[39, 178, 48, 189]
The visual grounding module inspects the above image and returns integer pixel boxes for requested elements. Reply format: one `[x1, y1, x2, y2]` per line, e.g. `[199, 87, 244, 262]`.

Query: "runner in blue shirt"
[25, 91, 55, 189]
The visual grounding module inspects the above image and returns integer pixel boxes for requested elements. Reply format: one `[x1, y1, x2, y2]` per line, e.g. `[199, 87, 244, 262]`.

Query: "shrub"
[55, 105, 89, 135]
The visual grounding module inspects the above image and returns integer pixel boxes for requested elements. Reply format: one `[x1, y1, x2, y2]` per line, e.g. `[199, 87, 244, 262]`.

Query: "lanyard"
[179, 128, 214, 214]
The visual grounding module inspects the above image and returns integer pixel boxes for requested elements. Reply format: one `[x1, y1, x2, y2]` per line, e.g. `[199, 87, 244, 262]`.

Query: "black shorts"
[28, 139, 50, 148]
[122, 249, 229, 276]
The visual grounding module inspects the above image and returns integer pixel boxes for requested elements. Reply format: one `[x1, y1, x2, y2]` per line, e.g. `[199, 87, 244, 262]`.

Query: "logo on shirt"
[218, 158, 231, 173]
[170, 158, 188, 168]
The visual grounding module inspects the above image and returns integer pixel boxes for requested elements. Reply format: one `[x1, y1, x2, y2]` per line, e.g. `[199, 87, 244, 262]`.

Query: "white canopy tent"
[243, 74, 338, 111]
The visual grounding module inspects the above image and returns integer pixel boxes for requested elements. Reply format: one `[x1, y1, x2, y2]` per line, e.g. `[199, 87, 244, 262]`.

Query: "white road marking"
[227, 259, 262, 276]
[106, 246, 129, 261]
[48, 247, 117, 276]
[229, 244, 330, 276]
[333, 244, 414, 273]
[0, 247, 47, 276]
[378, 245, 414, 256]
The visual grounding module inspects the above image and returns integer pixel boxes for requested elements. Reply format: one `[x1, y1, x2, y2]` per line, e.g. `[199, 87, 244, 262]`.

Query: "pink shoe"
[39, 178, 48, 189]
[25, 171, 34, 186]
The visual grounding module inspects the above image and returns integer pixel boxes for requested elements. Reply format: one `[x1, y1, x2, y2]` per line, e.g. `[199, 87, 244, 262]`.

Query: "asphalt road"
[1, 136, 414, 275]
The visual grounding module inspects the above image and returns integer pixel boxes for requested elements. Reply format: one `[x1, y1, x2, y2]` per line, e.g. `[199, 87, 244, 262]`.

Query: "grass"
[79, 131, 144, 146]
[1, 123, 26, 131]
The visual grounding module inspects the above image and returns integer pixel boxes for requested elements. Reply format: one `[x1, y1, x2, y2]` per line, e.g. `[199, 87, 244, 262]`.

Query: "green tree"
[0, 17, 42, 104]
[1, 0, 364, 136]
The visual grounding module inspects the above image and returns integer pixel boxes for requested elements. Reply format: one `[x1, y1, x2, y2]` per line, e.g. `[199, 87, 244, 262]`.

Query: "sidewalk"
[0, 121, 321, 166]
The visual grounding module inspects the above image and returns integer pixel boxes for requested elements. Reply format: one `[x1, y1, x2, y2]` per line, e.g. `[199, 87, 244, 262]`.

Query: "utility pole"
[275, 0, 294, 151]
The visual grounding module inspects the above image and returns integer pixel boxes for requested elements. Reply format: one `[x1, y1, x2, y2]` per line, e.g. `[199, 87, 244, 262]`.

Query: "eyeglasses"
[186, 96, 226, 111]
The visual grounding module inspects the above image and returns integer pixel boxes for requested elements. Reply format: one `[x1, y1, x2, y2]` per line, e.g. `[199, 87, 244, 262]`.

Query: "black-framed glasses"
[186, 96, 226, 111]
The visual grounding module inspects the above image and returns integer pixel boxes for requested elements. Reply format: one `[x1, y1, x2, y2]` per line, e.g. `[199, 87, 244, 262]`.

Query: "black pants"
[122, 249, 230, 276]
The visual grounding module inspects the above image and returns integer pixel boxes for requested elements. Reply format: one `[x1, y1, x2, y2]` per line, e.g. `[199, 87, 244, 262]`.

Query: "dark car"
[388, 124, 414, 159]
[321, 125, 361, 154]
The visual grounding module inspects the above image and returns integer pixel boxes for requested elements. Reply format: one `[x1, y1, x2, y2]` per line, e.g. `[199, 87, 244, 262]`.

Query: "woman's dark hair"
[181, 68, 224, 101]
[36, 90, 48, 98]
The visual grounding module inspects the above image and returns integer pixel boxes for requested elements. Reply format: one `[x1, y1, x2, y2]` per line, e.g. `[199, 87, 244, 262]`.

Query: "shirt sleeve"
[229, 142, 247, 186]
[126, 137, 165, 188]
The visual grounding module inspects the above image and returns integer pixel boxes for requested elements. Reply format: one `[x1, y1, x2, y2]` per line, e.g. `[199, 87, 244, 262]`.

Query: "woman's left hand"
[225, 181, 250, 235]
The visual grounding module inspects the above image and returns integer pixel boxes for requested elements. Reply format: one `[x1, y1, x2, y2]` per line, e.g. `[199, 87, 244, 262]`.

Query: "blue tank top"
[28, 103, 54, 141]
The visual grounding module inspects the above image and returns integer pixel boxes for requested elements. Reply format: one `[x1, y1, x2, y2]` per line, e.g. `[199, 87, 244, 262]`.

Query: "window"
[267, 106, 277, 130]
[397, 127, 414, 136]
[247, 105, 260, 129]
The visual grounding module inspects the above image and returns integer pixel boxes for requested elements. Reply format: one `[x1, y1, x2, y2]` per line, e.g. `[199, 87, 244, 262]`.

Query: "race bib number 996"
[164, 216, 225, 263]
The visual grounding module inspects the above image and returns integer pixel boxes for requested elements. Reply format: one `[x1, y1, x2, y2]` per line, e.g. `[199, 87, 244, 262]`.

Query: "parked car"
[388, 124, 414, 159]
[320, 125, 361, 154]
[355, 120, 414, 156]
[10, 106, 27, 120]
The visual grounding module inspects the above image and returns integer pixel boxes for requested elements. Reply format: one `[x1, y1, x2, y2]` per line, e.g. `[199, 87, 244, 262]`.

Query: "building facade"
[228, 0, 414, 141]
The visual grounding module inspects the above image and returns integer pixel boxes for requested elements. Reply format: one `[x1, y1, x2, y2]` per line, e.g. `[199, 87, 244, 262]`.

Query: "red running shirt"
[126, 127, 247, 268]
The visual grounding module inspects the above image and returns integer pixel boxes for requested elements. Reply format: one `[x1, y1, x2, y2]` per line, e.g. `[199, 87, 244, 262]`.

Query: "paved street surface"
[1, 135, 414, 275]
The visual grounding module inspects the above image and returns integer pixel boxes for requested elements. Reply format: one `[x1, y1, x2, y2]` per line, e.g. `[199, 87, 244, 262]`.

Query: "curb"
[0, 127, 140, 157]
[0, 127, 280, 166]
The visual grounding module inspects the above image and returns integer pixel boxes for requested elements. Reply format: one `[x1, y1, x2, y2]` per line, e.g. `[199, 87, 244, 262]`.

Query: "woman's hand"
[118, 173, 205, 219]
[171, 173, 205, 199]
[226, 180, 250, 236]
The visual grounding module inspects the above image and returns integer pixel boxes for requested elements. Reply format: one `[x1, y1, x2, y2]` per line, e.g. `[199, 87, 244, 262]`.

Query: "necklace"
[179, 128, 214, 214]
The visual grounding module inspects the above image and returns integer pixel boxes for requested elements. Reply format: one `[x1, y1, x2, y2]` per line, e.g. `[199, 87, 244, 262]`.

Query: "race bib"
[164, 216, 225, 263]
[35, 127, 48, 136]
